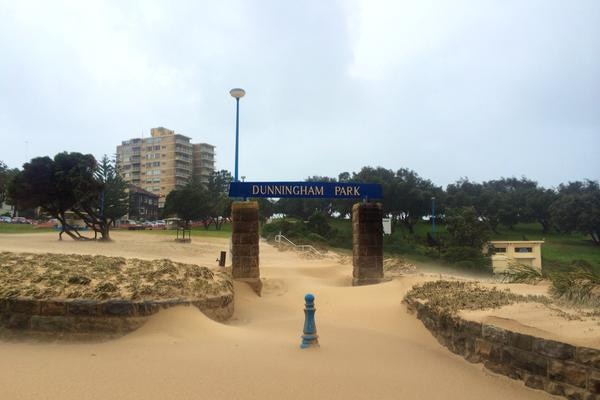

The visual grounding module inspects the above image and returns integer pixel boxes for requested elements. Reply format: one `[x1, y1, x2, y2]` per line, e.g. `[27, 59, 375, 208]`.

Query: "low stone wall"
[0, 293, 233, 341]
[404, 297, 600, 399]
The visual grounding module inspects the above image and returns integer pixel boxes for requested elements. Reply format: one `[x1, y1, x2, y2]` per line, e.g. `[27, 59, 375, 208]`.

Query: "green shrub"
[500, 263, 544, 284]
[441, 246, 491, 271]
[549, 265, 600, 306]
[306, 212, 332, 237]
[326, 229, 352, 249]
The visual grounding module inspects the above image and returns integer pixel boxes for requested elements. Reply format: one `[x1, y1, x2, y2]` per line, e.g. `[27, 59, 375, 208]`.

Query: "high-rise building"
[116, 127, 215, 208]
[193, 143, 216, 184]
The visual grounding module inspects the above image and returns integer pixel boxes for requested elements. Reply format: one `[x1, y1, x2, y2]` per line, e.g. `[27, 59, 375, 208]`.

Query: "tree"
[163, 184, 211, 227]
[445, 206, 491, 249]
[525, 187, 557, 233]
[275, 175, 337, 220]
[0, 161, 19, 208]
[7, 153, 127, 240]
[550, 180, 600, 245]
[205, 170, 233, 230]
[74, 155, 128, 240]
[353, 167, 441, 233]
[8, 153, 99, 240]
[0, 161, 8, 204]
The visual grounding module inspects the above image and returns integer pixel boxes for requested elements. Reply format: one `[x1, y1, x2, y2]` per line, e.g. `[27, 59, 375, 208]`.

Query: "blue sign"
[228, 181, 383, 200]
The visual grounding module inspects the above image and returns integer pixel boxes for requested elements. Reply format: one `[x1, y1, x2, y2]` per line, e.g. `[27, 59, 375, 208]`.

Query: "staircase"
[274, 233, 324, 259]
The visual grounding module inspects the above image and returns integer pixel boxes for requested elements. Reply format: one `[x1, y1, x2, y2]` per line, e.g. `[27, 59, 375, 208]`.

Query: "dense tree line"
[270, 167, 600, 246]
[2, 156, 598, 246]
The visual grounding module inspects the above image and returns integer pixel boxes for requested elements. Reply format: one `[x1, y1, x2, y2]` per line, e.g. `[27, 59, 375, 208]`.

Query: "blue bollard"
[300, 293, 319, 349]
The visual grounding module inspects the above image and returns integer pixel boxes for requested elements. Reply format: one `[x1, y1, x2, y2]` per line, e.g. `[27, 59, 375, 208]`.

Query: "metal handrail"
[274, 233, 324, 258]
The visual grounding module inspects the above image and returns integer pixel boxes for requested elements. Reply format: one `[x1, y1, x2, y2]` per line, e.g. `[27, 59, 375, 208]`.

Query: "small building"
[487, 240, 544, 273]
[128, 185, 159, 221]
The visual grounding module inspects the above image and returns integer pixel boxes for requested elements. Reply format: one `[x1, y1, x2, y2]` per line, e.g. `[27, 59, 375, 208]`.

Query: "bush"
[549, 265, 600, 306]
[306, 212, 332, 237]
[500, 263, 544, 284]
[442, 246, 491, 271]
[326, 229, 352, 249]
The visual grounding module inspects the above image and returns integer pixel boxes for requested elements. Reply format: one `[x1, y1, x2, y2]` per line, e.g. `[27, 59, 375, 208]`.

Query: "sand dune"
[0, 232, 561, 399]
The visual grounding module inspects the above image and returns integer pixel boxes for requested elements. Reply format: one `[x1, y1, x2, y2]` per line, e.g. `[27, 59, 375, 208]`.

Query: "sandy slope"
[0, 232, 561, 399]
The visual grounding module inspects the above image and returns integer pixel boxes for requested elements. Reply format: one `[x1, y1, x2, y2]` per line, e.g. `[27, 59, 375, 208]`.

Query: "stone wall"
[231, 201, 260, 280]
[0, 293, 233, 341]
[404, 297, 600, 399]
[352, 202, 383, 286]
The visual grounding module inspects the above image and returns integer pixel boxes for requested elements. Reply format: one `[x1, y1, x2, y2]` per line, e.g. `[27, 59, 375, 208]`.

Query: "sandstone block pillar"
[352, 202, 383, 286]
[231, 201, 261, 294]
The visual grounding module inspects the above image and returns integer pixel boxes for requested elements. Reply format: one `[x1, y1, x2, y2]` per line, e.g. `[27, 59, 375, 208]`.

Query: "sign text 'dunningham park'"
[228, 182, 383, 199]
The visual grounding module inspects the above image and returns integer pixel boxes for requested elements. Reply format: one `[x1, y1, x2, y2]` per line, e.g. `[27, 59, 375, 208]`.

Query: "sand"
[0, 232, 573, 399]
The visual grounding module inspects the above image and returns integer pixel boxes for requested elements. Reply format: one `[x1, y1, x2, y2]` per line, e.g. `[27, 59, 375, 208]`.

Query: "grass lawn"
[487, 223, 600, 269]
[0, 223, 232, 239]
[0, 224, 55, 234]
[319, 218, 599, 269]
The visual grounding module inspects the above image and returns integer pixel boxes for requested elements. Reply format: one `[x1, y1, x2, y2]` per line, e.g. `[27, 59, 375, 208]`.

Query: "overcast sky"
[1, 0, 598, 188]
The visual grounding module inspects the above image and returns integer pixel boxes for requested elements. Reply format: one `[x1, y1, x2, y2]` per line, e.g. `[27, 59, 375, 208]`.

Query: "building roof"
[127, 184, 159, 199]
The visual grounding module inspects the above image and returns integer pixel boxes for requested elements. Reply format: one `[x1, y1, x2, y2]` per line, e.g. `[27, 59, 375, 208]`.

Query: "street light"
[230, 88, 246, 182]
[431, 196, 436, 237]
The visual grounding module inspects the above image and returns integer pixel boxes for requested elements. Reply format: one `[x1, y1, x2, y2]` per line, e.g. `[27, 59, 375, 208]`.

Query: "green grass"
[0, 224, 54, 234]
[489, 223, 600, 271]
[0, 223, 232, 239]
[316, 218, 599, 272]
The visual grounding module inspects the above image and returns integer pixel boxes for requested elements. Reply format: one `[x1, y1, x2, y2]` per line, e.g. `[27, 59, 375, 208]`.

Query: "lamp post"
[229, 88, 246, 182]
[431, 196, 436, 237]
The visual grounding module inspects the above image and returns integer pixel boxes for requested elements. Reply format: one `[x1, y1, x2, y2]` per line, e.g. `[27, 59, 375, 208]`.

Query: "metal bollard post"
[217, 251, 226, 267]
[300, 293, 319, 349]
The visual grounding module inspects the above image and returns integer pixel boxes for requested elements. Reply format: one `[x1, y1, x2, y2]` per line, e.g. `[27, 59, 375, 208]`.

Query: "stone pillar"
[352, 202, 383, 286]
[231, 201, 261, 294]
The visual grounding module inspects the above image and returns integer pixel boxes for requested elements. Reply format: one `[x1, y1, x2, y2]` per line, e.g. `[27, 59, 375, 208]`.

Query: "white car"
[0, 216, 11, 223]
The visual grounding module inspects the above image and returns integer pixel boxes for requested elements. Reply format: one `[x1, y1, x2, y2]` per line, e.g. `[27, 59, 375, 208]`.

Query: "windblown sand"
[0, 232, 590, 399]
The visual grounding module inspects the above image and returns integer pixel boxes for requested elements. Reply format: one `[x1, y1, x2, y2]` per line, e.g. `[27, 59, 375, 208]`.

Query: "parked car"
[119, 220, 145, 230]
[142, 221, 154, 229]
[12, 217, 31, 224]
[152, 220, 166, 229]
[0, 216, 12, 223]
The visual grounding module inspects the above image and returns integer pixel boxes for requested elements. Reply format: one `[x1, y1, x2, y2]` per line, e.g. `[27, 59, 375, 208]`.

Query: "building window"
[494, 247, 506, 253]
[154, 145, 160, 150]
[515, 247, 533, 253]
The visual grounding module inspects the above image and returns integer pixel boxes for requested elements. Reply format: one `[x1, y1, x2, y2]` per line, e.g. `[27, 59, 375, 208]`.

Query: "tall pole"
[234, 97, 240, 182]
[431, 196, 436, 237]
[230, 88, 245, 182]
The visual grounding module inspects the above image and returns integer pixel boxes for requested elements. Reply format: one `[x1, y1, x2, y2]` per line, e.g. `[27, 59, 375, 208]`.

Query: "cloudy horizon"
[1, 0, 598, 189]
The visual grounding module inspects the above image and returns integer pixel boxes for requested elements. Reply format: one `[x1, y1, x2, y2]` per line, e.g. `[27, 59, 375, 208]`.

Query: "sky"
[1, 0, 599, 189]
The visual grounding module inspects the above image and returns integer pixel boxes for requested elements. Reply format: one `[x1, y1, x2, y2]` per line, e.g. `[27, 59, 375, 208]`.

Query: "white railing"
[274, 233, 324, 259]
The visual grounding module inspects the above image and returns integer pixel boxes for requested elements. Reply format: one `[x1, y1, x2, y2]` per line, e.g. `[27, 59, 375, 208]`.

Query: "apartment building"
[193, 143, 216, 184]
[127, 185, 159, 221]
[116, 127, 215, 208]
